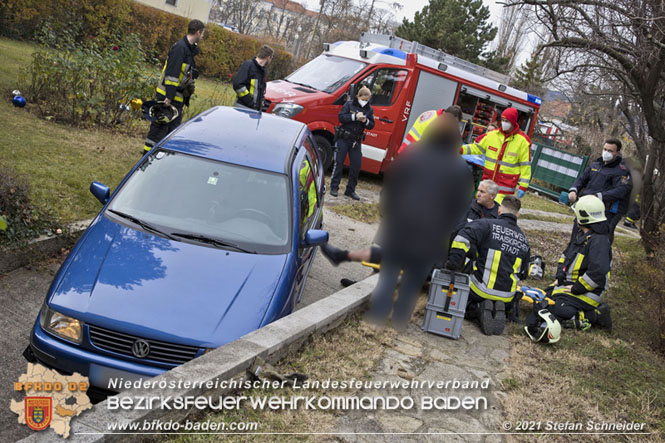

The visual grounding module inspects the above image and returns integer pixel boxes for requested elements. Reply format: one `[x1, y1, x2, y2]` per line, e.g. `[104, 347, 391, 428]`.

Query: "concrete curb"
[0, 219, 92, 274]
[19, 273, 378, 442]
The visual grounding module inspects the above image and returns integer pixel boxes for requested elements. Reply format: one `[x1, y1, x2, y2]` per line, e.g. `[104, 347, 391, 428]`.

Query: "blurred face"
[476, 183, 495, 208]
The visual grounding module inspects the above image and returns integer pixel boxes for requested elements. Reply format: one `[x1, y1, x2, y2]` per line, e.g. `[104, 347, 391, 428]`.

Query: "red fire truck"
[264, 33, 542, 173]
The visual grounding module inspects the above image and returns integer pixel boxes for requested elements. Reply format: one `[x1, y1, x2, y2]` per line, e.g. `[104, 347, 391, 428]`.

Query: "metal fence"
[529, 143, 589, 199]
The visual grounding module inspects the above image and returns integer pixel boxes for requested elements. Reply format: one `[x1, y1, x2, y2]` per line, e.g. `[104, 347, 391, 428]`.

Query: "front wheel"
[314, 134, 334, 171]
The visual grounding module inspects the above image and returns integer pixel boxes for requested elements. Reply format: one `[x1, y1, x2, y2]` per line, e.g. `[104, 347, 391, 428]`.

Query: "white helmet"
[572, 195, 607, 225]
[524, 309, 561, 344]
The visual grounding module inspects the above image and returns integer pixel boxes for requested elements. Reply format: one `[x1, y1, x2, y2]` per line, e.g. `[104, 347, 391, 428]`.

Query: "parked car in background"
[25, 106, 327, 393]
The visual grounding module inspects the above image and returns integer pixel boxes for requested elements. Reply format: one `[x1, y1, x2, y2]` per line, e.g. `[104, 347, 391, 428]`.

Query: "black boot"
[479, 300, 494, 335]
[319, 243, 349, 266]
[492, 302, 506, 335]
[594, 303, 613, 332]
[344, 190, 361, 200]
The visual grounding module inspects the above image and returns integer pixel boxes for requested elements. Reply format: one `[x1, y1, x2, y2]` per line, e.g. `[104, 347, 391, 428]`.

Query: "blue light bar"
[528, 94, 542, 105]
[371, 47, 407, 60]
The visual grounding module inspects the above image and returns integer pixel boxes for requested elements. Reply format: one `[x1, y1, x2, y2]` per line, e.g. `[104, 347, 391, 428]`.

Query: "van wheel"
[314, 135, 334, 171]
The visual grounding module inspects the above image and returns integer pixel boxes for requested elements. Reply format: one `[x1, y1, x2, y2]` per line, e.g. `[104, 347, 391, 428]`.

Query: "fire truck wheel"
[314, 134, 334, 171]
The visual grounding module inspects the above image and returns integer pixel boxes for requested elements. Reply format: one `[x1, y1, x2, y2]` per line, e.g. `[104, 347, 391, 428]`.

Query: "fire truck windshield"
[286, 55, 367, 94]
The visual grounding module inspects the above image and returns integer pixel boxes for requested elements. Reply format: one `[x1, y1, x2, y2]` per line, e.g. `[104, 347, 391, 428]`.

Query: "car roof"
[161, 106, 307, 174]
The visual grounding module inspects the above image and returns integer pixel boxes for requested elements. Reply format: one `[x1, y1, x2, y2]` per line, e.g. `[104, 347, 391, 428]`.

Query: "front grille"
[88, 324, 200, 365]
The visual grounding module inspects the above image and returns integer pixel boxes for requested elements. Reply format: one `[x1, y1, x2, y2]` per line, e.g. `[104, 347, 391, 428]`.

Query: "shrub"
[24, 34, 154, 127]
[1, 0, 295, 81]
[197, 26, 294, 81]
[0, 167, 58, 248]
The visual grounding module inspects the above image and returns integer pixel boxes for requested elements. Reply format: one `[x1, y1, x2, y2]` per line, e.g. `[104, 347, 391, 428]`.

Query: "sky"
[300, 0, 535, 66]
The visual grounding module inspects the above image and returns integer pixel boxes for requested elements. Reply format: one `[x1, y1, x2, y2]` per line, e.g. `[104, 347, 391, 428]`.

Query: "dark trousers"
[330, 138, 362, 194]
[143, 101, 184, 153]
[607, 212, 623, 244]
[548, 296, 599, 324]
[368, 257, 432, 329]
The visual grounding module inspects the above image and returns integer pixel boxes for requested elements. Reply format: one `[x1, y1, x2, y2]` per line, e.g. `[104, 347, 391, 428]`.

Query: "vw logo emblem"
[132, 339, 150, 358]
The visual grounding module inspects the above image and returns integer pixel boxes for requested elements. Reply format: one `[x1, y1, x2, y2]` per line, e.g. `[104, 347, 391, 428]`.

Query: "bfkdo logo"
[11, 363, 93, 438]
[25, 397, 52, 431]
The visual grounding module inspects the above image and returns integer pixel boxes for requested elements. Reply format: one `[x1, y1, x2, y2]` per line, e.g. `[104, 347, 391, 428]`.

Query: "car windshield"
[107, 150, 291, 254]
[286, 55, 367, 93]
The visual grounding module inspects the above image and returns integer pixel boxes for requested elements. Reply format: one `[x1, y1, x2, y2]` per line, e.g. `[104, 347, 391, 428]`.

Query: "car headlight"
[272, 102, 304, 118]
[40, 304, 83, 344]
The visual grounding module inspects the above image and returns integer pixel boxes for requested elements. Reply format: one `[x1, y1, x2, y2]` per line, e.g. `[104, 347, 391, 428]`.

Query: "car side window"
[298, 156, 318, 240]
[302, 136, 320, 189]
[361, 68, 408, 107]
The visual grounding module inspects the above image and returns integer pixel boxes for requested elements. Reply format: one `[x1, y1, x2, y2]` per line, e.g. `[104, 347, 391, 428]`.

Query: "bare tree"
[505, 0, 665, 251]
[215, 0, 262, 34]
[494, 3, 534, 74]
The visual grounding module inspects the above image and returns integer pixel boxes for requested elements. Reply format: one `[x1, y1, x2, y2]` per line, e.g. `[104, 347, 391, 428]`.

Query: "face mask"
[358, 99, 368, 107]
[501, 121, 513, 132]
[602, 150, 614, 162]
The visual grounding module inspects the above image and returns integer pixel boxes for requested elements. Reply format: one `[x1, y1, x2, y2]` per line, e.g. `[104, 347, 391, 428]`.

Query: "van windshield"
[286, 55, 366, 93]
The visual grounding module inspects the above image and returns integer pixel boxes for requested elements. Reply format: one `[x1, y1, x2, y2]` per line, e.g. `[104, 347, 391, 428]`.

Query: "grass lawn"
[329, 203, 380, 224]
[0, 37, 233, 225]
[504, 231, 665, 439]
[166, 315, 393, 442]
[522, 191, 573, 215]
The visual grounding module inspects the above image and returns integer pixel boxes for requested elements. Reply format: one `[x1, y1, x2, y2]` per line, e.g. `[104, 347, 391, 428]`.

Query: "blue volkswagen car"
[25, 106, 327, 391]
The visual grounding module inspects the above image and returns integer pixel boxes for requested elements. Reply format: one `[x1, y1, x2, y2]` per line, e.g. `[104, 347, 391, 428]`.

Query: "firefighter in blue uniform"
[233, 45, 273, 111]
[547, 195, 613, 331]
[446, 195, 531, 335]
[568, 138, 632, 243]
[143, 20, 204, 153]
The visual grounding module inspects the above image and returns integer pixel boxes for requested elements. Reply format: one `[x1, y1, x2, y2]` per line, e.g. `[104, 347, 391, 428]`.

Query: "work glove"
[516, 189, 525, 198]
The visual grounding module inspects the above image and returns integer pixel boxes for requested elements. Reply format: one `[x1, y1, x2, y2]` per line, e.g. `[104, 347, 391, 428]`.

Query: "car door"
[292, 149, 320, 304]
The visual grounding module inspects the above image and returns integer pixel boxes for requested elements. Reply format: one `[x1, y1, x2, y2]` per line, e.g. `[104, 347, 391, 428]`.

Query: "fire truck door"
[359, 68, 409, 169]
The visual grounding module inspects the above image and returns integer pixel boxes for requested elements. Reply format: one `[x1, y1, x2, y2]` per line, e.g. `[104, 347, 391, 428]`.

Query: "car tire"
[314, 134, 334, 171]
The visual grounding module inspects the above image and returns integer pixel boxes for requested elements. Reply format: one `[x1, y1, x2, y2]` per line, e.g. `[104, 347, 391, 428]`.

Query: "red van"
[264, 32, 542, 173]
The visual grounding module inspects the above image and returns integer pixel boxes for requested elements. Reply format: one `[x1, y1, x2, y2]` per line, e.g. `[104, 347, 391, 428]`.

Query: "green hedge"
[0, 0, 294, 80]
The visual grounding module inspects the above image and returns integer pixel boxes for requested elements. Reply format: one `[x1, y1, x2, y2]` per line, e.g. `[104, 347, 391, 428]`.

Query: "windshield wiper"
[107, 209, 176, 240]
[287, 80, 319, 91]
[170, 233, 257, 254]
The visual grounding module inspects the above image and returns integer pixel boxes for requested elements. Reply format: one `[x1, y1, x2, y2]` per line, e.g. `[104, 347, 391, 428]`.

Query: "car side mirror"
[90, 181, 110, 204]
[303, 229, 328, 247]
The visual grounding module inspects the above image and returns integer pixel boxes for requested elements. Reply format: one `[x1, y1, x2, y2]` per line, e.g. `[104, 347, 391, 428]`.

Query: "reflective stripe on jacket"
[447, 213, 530, 302]
[397, 109, 444, 154]
[461, 129, 532, 196]
[555, 226, 612, 308]
[299, 162, 317, 220]
[156, 36, 199, 103]
[232, 59, 267, 110]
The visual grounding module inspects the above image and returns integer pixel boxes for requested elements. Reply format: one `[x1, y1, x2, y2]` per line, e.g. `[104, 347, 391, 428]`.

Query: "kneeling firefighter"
[142, 20, 204, 154]
[541, 195, 613, 331]
[446, 195, 531, 336]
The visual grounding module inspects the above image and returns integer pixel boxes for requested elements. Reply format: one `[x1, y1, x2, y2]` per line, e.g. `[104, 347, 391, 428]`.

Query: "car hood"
[265, 79, 323, 103]
[49, 216, 287, 347]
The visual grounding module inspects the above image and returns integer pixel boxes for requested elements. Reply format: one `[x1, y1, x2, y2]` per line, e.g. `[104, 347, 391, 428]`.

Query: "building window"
[165, 0, 177, 6]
